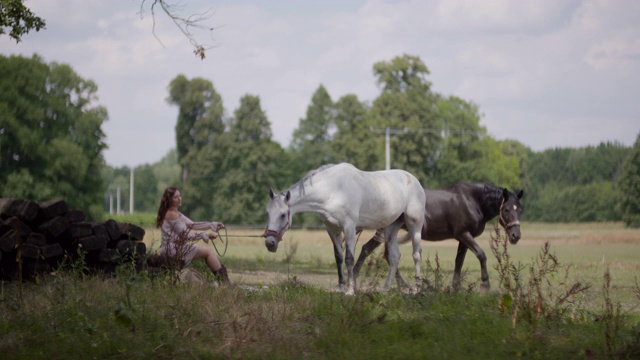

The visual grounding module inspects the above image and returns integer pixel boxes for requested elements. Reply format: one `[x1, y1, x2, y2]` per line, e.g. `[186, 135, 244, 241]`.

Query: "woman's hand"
[208, 232, 218, 241]
[212, 222, 225, 231]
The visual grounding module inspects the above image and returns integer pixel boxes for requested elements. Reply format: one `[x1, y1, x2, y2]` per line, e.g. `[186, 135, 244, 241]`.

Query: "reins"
[209, 227, 269, 257]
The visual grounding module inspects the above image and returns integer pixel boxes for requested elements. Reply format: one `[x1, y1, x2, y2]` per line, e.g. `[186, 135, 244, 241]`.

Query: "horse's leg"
[453, 240, 468, 290]
[404, 219, 423, 290]
[382, 219, 403, 291]
[353, 229, 384, 277]
[343, 224, 358, 296]
[325, 224, 346, 289]
[458, 232, 490, 291]
[383, 233, 411, 289]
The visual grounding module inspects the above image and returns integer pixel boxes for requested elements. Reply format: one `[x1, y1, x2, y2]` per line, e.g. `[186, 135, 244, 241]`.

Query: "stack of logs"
[0, 198, 147, 281]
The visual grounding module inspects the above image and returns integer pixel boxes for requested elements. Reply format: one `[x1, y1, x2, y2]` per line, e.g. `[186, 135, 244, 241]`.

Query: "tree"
[181, 94, 289, 224]
[0, 0, 46, 43]
[289, 84, 335, 176]
[0, 54, 107, 218]
[330, 94, 379, 170]
[369, 54, 440, 182]
[134, 164, 159, 212]
[618, 132, 640, 227]
[431, 95, 488, 187]
[166, 74, 225, 183]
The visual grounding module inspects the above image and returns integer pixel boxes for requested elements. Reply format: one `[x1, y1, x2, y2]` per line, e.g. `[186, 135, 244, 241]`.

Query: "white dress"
[159, 213, 218, 264]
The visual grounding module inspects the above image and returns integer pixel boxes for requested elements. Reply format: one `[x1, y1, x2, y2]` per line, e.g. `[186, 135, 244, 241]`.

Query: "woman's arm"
[164, 215, 210, 242]
[180, 214, 223, 231]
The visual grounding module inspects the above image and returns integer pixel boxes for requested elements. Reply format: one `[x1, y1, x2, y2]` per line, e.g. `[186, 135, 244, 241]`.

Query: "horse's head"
[499, 188, 524, 244]
[263, 188, 292, 253]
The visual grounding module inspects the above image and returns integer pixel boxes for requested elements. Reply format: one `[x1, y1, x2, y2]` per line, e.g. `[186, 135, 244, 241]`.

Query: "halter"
[261, 208, 291, 242]
[498, 197, 520, 230]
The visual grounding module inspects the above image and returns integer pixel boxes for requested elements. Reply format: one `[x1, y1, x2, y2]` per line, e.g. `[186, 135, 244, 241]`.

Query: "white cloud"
[2, 0, 639, 166]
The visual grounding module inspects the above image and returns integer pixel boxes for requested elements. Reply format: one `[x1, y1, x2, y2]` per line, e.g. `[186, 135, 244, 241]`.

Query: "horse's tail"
[373, 229, 413, 245]
[398, 232, 413, 245]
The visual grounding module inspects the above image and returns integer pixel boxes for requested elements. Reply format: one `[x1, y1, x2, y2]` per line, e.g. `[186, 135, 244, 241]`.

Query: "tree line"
[2, 54, 639, 226]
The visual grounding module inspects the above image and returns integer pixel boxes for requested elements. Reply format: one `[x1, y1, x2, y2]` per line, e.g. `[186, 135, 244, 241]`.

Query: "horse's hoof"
[345, 289, 355, 296]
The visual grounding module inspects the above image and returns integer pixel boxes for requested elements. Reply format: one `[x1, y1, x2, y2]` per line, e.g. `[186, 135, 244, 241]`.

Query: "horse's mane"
[481, 184, 503, 218]
[288, 163, 337, 196]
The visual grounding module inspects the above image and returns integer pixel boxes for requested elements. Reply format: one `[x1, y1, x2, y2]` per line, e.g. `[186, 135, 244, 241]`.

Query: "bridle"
[499, 197, 521, 230]
[261, 208, 291, 242]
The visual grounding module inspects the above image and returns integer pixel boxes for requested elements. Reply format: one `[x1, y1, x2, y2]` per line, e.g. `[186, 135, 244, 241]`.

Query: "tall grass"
[2, 223, 640, 359]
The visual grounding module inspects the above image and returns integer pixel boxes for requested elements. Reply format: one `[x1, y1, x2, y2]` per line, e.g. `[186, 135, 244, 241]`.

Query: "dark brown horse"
[353, 183, 523, 290]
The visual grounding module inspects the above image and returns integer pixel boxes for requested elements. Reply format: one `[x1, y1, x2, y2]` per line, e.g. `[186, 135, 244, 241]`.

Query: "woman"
[155, 187, 230, 284]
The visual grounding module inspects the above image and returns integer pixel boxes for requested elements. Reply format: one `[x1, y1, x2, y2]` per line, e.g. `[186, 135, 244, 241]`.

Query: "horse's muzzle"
[265, 237, 279, 252]
[508, 226, 521, 245]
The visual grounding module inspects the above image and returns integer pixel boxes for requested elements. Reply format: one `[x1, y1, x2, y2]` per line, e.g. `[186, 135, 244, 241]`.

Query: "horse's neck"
[287, 183, 325, 215]
[479, 185, 502, 221]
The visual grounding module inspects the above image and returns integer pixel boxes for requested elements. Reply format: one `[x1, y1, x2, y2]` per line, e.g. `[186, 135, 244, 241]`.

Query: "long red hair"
[156, 187, 178, 228]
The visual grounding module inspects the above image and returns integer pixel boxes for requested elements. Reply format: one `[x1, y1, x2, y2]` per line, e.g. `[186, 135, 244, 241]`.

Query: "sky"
[2, 0, 639, 168]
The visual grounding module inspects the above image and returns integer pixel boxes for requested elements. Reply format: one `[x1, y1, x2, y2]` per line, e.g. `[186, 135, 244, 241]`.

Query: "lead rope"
[211, 227, 229, 257]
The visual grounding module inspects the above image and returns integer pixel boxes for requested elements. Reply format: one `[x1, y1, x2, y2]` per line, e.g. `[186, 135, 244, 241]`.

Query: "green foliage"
[289, 84, 335, 176]
[166, 74, 225, 165]
[618, 132, 640, 227]
[330, 94, 379, 170]
[524, 142, 629, 222]
[180, 94, 291, 225]
[0, 54, 107, 219]
[152, 148, 181, 192]
[110, 52, 626, 225]
[369, 55, 440, 183]
[133, 164, 159, 212]
[0, 0, 46, 42]
[110, 212, 156, 227]
[526, 181, 620, 222]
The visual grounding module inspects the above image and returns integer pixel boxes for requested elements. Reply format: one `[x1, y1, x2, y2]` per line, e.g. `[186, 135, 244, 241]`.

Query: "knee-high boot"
[213, 264, 230, 284]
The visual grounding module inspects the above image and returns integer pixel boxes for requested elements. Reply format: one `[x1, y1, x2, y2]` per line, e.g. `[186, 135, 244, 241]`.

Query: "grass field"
[2, 222, 639, 359]
[143, 221, 640, 311]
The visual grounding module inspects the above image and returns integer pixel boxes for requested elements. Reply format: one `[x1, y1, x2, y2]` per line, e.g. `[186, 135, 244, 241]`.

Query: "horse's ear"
[502, 188, 509, 199]
[269, 187, 276, 199]
[284, 190, 291, 203]
[517, 190, 524, 199]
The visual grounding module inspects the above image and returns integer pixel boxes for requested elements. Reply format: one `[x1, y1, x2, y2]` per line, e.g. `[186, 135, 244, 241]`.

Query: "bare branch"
[139, 0, 219, 60]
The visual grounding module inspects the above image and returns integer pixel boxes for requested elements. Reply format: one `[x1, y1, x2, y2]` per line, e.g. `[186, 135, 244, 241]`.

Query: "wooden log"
[0, 198, 14, 217]
[104, 219, 122, 240]
[67, 223, 93, 239]
[18, 243, 40, 260]
[98, 248, 121, 263]
[0, 229, 18, 253]
[38, 216, 68, 239]
[3, 216, 32, 237]
[116, 240, 146, 258]
[26, 232, 47, 246]
[77, 234, 108, 252]
[22, 259, 51, 278]
[118, 223, 146, 241]
[41, 243, 63, 259]
[64, 209, 86, 224]
[8, 199, 40, 222]
[38, 199, 68, 221]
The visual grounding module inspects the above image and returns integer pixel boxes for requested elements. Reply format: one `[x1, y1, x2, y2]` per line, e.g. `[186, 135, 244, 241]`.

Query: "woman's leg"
[192, 244, 221, 271]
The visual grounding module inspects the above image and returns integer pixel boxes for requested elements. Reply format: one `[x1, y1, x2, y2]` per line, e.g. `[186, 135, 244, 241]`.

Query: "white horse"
[263, 163, 426, 295]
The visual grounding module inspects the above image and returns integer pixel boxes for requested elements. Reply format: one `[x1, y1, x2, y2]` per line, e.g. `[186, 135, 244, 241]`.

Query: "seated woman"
[155, 186, 229, 284]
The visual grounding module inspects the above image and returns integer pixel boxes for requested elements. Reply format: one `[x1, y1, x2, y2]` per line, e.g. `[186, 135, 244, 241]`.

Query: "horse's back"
[322, 163, 425, 228]
[425, 183, 488, 240]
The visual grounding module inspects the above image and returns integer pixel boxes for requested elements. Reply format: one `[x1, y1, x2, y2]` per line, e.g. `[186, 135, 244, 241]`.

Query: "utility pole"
[117, 186, 121, 214]
[370, 127, 408, 170]
[129, 167, 134, 214]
